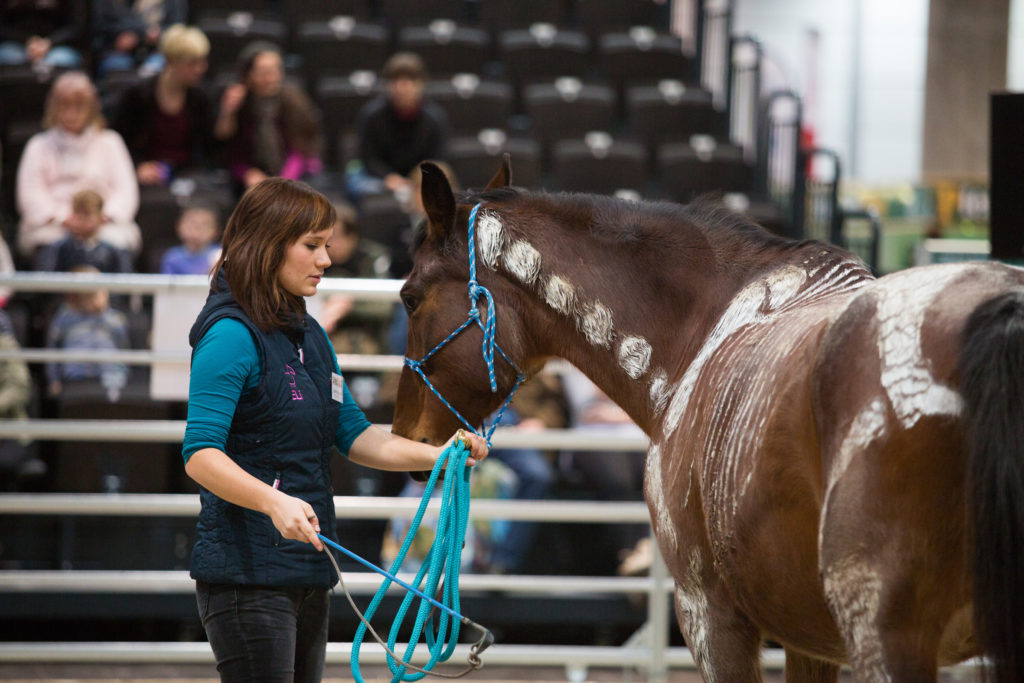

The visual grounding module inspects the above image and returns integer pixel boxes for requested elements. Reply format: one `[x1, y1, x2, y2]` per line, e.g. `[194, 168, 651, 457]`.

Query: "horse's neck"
[513, 230, 723, 436]
[519, 233, 868, 437]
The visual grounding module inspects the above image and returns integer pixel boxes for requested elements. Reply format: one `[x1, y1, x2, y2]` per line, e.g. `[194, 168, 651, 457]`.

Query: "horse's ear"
[419, 162, 456, 240]
[484, 154, 512, 189]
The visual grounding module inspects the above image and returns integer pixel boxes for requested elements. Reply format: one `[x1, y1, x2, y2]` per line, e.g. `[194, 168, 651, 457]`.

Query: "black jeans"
[196, 581, 329, 683]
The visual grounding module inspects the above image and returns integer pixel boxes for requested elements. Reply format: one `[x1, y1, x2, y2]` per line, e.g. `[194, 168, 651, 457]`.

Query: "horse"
[390, 158, 1024, 682]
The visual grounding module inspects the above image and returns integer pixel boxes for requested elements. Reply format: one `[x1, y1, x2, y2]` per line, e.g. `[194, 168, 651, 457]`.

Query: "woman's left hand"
[441, 429, 489, 466]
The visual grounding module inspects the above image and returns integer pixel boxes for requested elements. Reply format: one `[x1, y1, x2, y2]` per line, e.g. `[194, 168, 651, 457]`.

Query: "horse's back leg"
[673, 575, 763, 682]
[784, 649, 839, 683]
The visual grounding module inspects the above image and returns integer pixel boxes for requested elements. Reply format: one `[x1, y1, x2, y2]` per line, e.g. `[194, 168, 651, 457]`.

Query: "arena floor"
[0, 663, 978, 682]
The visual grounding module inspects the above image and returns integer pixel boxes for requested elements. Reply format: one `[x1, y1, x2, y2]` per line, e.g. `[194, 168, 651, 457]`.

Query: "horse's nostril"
[419, 438, 430, 444]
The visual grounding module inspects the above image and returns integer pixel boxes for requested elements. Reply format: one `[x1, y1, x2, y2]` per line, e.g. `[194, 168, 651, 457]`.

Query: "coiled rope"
[320, 432, 492, 682]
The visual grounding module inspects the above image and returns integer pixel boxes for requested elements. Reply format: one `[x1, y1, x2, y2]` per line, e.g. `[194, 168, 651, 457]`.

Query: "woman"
[215, 42, 323, 192]
[15, 71, 141, 258]
[183, 178, 487, 682]
[111, 23, 216, 186]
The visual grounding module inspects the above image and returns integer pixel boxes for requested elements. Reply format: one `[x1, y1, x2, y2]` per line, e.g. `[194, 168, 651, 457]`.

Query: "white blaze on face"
[874, 268, 963, 429]
[618, 335, 652, 379]
[503, 240, 542, 286]
[580, 301, 614, 348]
[476, 211, 505, 270]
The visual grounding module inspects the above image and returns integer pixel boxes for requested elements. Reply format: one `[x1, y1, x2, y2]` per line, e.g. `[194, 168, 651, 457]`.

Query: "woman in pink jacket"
[15, 71, 141, 259]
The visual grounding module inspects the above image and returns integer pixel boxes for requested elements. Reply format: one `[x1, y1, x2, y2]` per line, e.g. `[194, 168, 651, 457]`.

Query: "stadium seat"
[550, 133, 648, 195]
[295, 18, 389, 83]
[478, 0, 571, 34]
[198, 13, 288, 73]
[657, 137, 754, 201]
[523, 79, 616, 145]
[446, 129, 542, 188]
[380, 0, 467, 28]
[598, 28, 693, 90]
[315, 70, 385, 168]
[576, 0, 662, 38]
[397, 22, 492, 77]
[425, 75, 513, 135]
[499, 25, 592, 85]
[625, 80, 720, 148]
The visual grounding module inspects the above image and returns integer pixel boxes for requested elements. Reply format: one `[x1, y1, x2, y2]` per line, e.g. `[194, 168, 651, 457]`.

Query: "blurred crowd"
[0, 0, 684, 577]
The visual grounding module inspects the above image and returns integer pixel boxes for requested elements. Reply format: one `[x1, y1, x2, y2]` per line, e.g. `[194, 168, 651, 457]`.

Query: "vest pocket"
[271, 470, 283, 547]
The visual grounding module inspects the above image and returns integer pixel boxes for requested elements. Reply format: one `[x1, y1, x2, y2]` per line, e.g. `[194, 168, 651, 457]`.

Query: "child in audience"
[159, 204, 221, 275]
[45, 265, 130, 400]
[34, 190, 134, 274]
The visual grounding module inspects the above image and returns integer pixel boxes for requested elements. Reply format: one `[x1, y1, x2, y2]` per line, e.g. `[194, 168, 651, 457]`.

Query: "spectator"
[160, 203, 221, 275]
[111, 23, 216, 187]
[351, 52, 449, 198]
[215, 41, 323, 192]
[16, 71, 141, 258]
[92, 0, 186, 77]
[319, 200, 392, 352]
[34, 189, 134, 274]
[45, 265, 130, 401]
[0, 308, 39, 491]
[0, 0, 87, 68]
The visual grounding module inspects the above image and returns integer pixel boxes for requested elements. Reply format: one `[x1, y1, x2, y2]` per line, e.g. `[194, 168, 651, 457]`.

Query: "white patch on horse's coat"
[875, 268, 963, 429]
[580, 301, 614, 348]
[820, 398, 888, 551]
[544, 275, 578, 317]
[503, 240, 542, 286]
[644, 443, 677, 554]
[675, 551, 715, 683]
[618, 336, 652, 379]
[823, 558, 892, 682]
[649, 368, 670, 415]
[476, 212, 505, 269]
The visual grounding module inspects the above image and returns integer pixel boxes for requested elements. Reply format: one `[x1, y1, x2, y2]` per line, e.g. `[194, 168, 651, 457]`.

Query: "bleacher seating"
[550, 134, 648, 195]
[425, 75, 514, 135]
[295, 19, 390, 83]
[198, 14, 289, 73]
[499, 26, 592, 85]
[446, 129, 543, 188]
[657, 137, 754, 202]
[396, 23, 492, 78]
[523, 79, 616, 146]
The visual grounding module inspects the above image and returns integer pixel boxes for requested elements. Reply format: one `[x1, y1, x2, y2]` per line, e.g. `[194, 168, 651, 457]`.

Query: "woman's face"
[54, 90, 94, 134]
[278, 227, 332, 298]
[167, 55, 208, 87]
[247, 51, 283, 98]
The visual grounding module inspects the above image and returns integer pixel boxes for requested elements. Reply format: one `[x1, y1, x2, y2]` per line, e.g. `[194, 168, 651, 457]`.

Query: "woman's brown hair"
[211, 178, 336, 330]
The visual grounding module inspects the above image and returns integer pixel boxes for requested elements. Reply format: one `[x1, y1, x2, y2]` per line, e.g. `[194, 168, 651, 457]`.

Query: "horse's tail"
[959, 288, 1024, 682]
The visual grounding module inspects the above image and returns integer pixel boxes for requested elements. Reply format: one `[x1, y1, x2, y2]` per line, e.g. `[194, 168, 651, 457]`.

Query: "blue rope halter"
[404, 203, 528, 446]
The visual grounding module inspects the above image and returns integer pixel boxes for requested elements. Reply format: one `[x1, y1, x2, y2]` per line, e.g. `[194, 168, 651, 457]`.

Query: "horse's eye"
[401, 293, 420, 313]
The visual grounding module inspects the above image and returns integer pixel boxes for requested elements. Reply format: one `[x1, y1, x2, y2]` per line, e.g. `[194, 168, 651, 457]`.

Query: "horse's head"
[392, 157, 536, 445]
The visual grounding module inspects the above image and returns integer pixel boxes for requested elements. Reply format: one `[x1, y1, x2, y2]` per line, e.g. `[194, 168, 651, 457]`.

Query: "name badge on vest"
[332, 372, 345, 403]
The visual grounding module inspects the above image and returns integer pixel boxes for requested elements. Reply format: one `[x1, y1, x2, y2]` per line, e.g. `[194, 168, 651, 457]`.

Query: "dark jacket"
[187, 277, 340, 587]
[357, 96, 449, 178]
[111, 76, 217, 173]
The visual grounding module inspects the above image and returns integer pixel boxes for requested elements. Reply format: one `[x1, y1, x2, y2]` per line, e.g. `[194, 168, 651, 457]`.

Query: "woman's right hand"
[267, 489, 323, 551]
[220, 84, 247, 116]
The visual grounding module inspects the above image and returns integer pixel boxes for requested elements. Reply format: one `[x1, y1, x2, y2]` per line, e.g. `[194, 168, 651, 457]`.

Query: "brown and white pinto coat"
[392, 160, 1024, 682]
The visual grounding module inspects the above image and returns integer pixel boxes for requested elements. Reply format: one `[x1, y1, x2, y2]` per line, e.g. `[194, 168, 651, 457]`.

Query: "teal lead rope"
[319, 435, 493, 682]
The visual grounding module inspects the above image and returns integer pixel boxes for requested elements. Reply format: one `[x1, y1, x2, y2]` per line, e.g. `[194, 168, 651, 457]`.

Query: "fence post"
[646, 533, 671, 682]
